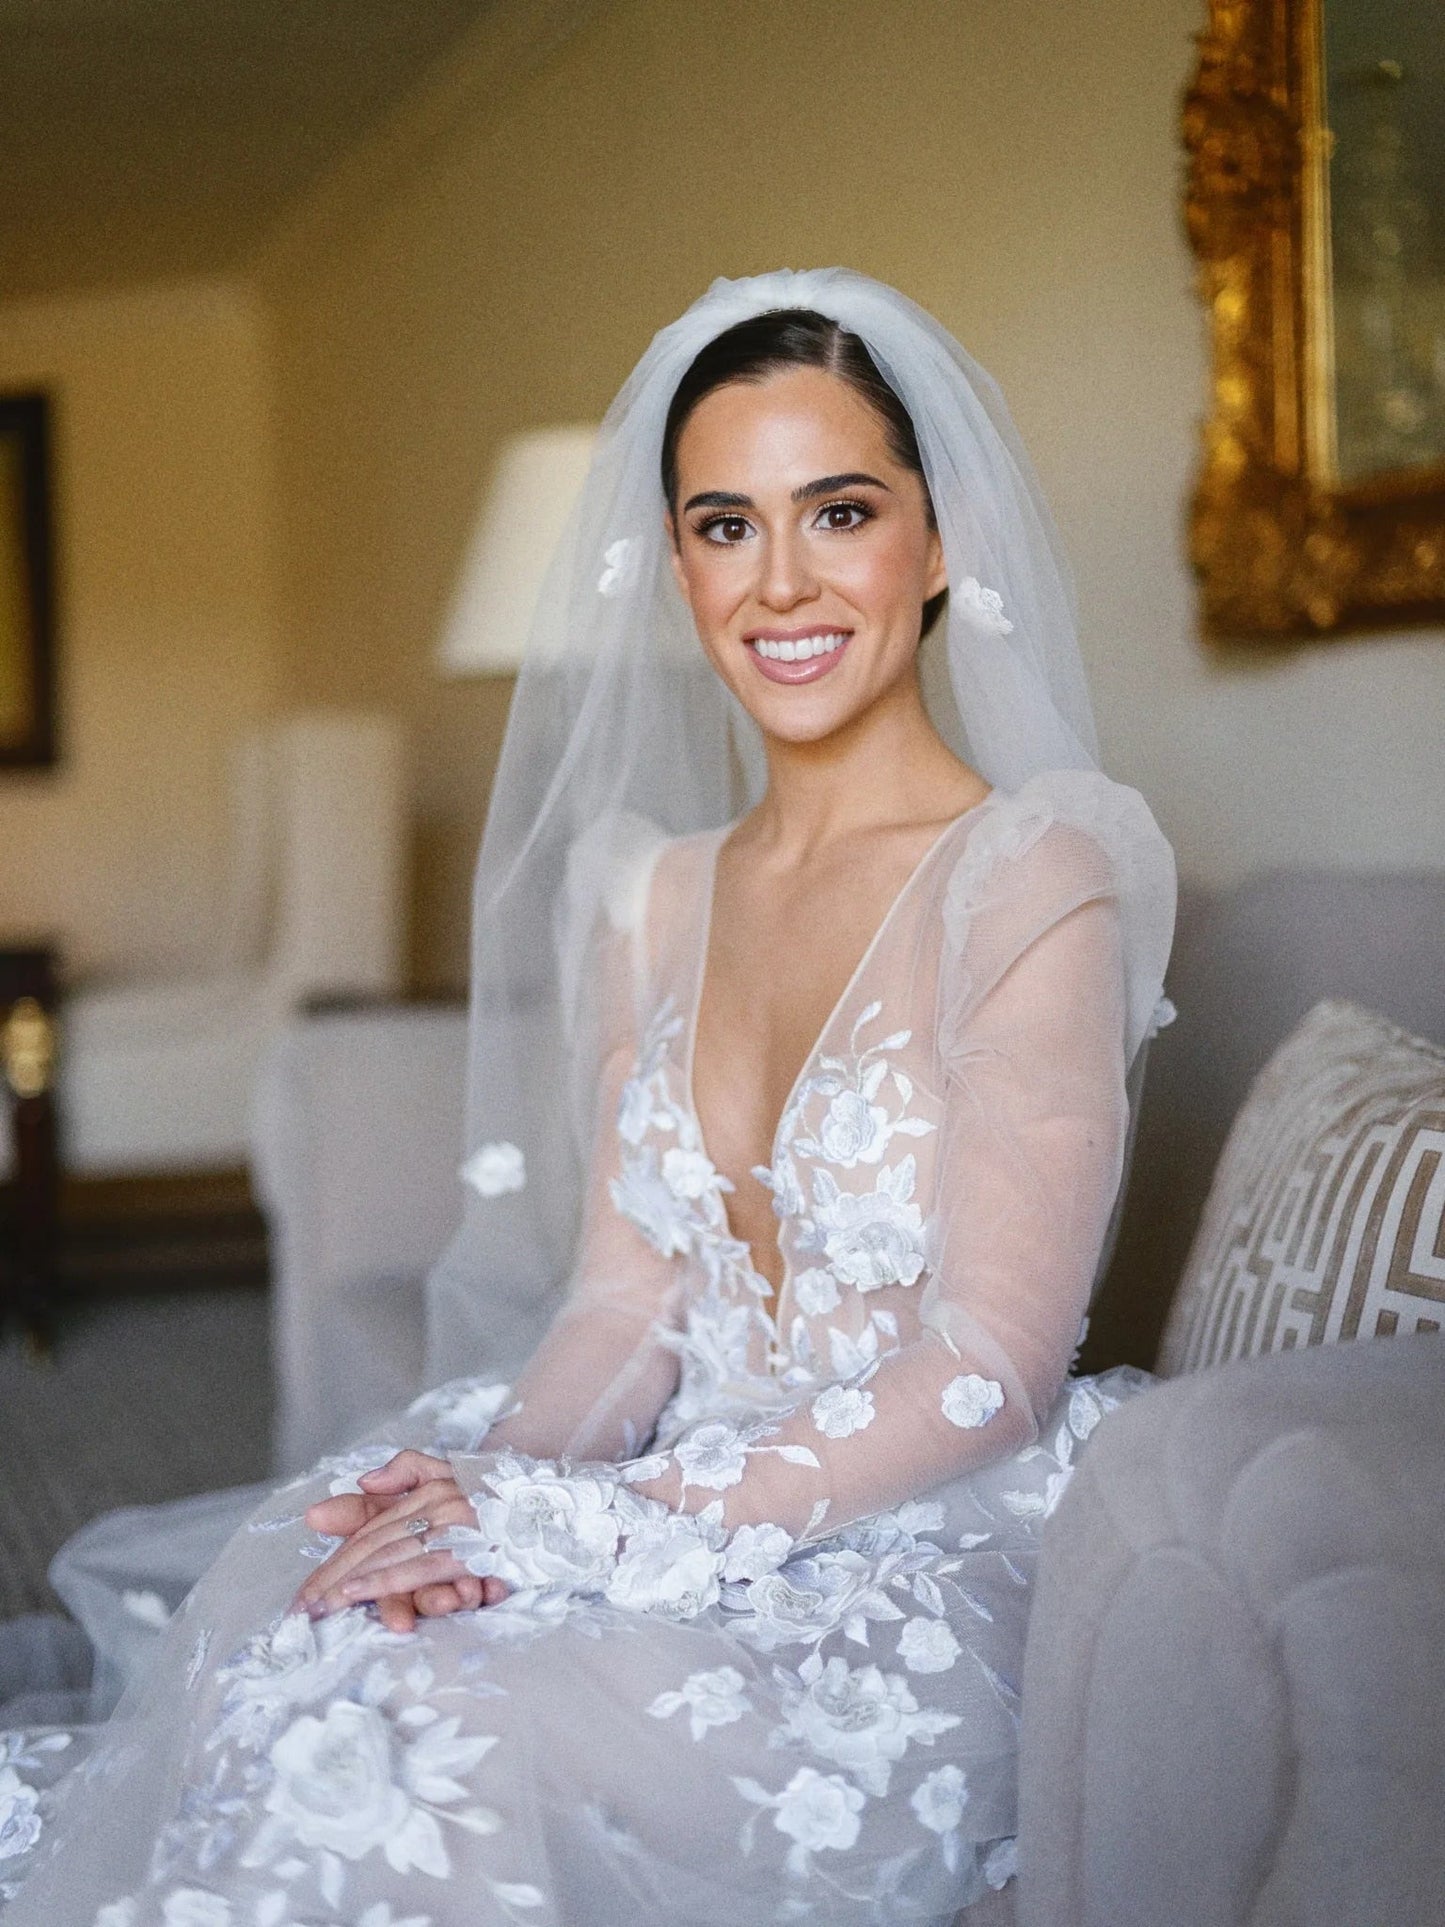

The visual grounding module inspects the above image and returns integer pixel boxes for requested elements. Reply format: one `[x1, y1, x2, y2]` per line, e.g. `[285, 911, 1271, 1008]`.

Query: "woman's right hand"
[302, 1456, 509, 1632]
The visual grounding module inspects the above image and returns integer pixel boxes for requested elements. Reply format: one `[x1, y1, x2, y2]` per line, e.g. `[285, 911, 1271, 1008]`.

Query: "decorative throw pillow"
[1159, 999, 1445, 1376]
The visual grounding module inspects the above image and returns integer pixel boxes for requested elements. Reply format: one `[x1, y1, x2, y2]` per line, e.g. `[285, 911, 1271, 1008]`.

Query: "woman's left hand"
[292, 1449, 495, 1622]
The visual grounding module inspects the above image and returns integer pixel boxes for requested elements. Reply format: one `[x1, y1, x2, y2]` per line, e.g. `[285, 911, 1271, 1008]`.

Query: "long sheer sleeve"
[457, 845, 686, 1468]
[629, 823, 1131, 1543]
[439, 803, 1165, 1620]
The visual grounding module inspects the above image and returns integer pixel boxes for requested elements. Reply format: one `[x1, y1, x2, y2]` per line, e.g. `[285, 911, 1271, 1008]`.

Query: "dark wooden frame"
[0, 390, 58, 767]
[0, 945, 60, 1344]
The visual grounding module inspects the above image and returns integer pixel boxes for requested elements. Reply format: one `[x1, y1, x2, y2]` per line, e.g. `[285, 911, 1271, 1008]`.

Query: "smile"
[745, 629, 852, 684]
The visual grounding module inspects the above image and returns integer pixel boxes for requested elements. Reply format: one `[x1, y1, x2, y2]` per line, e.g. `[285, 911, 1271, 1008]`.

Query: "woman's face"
[666, 366, 947, 746]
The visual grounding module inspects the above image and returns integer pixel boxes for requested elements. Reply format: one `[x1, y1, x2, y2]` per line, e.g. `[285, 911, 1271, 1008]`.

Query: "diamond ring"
[405, 1516, 432, 1539]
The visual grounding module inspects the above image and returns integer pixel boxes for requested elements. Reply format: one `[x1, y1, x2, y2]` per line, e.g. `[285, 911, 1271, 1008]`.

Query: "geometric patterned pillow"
[1158, 999, 1445, 1376]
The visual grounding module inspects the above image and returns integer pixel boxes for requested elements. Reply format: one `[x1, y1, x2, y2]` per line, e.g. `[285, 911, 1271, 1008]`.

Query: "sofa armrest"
[251, 1004, 468, 1473]
[1017, 1333, 1445, 1927]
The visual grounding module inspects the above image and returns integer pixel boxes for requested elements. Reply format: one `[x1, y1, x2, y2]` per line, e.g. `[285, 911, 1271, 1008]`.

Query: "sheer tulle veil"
[424, 266, 1161, 1385]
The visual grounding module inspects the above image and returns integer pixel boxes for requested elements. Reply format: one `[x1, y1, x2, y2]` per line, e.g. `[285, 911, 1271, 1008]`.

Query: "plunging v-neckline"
[679, 796, 993, 1313]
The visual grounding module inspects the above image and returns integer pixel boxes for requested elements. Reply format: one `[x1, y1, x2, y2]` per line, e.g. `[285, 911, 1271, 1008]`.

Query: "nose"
[756, 525, 819, 611]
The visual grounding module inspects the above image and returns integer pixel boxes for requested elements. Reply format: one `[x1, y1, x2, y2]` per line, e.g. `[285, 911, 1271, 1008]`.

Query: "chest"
[686, 833, 948, 1303]
[690, 835, 937, 1178]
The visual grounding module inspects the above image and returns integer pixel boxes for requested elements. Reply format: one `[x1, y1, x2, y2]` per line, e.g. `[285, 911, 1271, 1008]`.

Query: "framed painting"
[1184, 0, 1445, 639]
[0, 392, 57, 767]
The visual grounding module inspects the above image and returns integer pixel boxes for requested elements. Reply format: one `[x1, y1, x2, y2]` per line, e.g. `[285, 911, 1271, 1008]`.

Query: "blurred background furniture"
[1082, 867, 1445, 1375]
[0, 945, 59, 1338]
[1018, 1326, 1444, 1927]
[0, 710, 408, 1184]
[251, 1000, 466, 1473]
[1017, 992, 1445, 1925]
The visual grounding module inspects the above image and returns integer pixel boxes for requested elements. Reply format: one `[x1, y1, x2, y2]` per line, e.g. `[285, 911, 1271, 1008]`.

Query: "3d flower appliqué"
[911, 1761, 970, 1835]
[810, 1384, 876, 1440]
[597, 537, 639, 597]
[0, 1766, 42, 1864]
[776, 1652, 960, 1796]
[461, 1141, 526, 1198]
[647, 1666, 751, 1742]
[955, 575, 1014, 634]
[940, 1373, 1005, 1430]
[732, 1766, 866, 1872]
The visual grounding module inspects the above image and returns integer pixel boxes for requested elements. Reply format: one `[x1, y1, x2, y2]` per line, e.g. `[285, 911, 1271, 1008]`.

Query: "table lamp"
[435, 424, 599, 676]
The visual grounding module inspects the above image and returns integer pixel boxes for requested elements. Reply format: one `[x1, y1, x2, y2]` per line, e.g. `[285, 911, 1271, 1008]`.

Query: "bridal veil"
[425, 266, 1173, 1386]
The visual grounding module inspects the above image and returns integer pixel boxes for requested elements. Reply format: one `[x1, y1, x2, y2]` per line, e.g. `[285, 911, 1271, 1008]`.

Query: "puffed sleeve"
[453, 813, 688, 1468]
[628, 780, 1171, 1544]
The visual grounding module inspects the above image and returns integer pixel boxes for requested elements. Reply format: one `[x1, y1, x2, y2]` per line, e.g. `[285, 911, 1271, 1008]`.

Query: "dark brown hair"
[662, 308, 947, 638]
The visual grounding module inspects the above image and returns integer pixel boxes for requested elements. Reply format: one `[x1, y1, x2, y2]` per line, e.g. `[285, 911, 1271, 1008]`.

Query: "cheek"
[833, 525, 930, 626]
[677, 549, 749, 651]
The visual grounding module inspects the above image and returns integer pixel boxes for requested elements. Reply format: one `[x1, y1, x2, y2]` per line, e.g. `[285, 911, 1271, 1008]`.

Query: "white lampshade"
[436, 423, 599, 675]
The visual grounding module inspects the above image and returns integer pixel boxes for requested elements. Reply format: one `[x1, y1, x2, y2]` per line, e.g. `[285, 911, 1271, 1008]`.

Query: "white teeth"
[752, 631, 847, 662]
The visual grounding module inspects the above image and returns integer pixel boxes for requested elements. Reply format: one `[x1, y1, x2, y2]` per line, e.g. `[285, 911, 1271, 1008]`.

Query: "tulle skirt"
[0, 1364, 1151, 1926]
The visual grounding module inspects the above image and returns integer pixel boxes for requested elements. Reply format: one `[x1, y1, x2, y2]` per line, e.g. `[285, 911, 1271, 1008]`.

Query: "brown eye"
[700, 515, 751, 545]
[816, 500, 870, 532]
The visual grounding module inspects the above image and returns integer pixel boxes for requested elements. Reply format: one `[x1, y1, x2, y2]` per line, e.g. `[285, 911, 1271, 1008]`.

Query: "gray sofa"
[1018, 1328, 1444, 1927]
[1007, 872, 1445, 1926]
[251, 868, 1445, 1926]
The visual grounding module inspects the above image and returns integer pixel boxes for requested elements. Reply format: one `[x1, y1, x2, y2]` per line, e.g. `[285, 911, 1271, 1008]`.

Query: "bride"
[0, 268, 1174, 1925]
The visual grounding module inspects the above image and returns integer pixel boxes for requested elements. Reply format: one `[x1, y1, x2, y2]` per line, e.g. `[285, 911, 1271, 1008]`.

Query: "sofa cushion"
[1016, 1332, 1445, 1927]
[1159, 999, 1445, 1376]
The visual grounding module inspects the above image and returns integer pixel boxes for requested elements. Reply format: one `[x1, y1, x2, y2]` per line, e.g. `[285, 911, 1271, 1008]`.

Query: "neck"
[749, 662, 985, 857]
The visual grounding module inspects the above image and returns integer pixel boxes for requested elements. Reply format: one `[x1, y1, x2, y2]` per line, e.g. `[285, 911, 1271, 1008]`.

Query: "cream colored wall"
[0, 277, 279, 978]
[255, 0, 1445, 989]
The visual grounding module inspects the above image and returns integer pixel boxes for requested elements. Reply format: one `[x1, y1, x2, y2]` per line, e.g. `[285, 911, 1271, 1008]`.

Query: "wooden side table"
[1, 945, 60, 1344]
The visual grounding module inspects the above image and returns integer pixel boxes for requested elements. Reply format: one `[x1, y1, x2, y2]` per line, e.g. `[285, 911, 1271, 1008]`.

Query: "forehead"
[674, 365, 897, 482]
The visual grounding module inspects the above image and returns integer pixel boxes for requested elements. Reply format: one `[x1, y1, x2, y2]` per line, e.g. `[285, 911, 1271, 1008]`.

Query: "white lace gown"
[0, 770, 1172, 1926]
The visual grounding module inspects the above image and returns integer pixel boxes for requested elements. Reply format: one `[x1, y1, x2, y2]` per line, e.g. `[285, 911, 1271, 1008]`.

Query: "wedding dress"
[1, 768, 1171, 1925]
[0, 268, 1177, 1923]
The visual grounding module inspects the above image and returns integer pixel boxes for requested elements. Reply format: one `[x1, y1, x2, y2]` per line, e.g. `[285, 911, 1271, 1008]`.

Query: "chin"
[733, 652, 915, 747]
[732, 684, 875, 748]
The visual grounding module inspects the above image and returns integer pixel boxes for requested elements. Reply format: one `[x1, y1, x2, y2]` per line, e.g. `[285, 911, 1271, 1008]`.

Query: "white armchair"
[11, 710, 408, 1178]
[251, 1002, 467, 1474]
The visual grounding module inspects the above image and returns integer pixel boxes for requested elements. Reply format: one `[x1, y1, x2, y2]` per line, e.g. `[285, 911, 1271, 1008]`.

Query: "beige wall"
[0, 277, 279, 978]
[252, 0, 1445, 991]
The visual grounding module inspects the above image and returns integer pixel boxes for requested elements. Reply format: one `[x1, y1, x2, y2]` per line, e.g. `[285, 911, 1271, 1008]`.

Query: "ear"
[664, 507, 690, 601]
[922, 523, 948, 601]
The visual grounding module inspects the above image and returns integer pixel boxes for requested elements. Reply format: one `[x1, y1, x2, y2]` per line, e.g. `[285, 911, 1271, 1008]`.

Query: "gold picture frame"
[0, 391, 57, 767]
[1183, 0, 1445, 639]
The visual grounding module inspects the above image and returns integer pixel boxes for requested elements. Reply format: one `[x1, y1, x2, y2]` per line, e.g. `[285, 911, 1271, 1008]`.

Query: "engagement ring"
[405, 1517, 432, 1539]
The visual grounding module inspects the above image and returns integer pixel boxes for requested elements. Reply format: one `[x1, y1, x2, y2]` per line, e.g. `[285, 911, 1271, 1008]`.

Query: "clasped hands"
[290, 1449, 511, 1634]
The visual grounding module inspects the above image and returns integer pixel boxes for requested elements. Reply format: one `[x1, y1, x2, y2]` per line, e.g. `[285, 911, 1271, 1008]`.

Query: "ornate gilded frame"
[1183, 0, 1445, 638]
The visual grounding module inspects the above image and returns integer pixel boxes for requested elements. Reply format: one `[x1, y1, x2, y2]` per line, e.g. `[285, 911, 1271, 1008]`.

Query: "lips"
[744, 628, 852, 686]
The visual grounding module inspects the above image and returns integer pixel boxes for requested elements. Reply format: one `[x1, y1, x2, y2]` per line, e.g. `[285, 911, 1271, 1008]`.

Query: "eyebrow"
[681, 471, 892, 515]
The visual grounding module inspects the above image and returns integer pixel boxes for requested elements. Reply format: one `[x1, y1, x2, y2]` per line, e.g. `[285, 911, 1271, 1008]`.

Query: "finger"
[325, 1549, 469, 1613]
[482, 1578, 511, 1607]
[328, 1480, 465, 1562]
[377, 1592, 418, 1634]
[296, 1486, 468, 1608]
[414, 1582, 461, 1616]
[358, 1450, 452, 1495]
[415, 1569, 489, 1616]
[304, 1493, 382, 1537]
[324, 1507, 477, 1591]
[296, 1481, 471, 1612]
